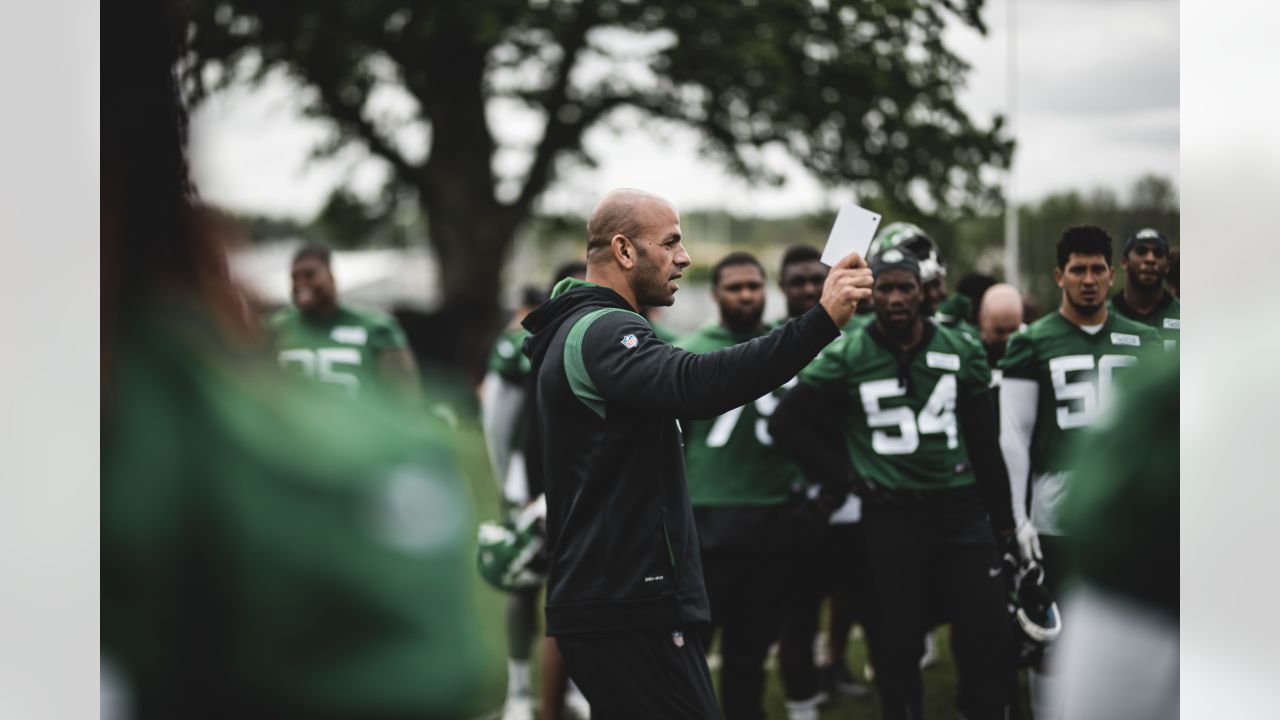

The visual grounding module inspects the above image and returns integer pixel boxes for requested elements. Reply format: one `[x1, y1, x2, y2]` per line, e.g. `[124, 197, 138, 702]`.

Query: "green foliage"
[180, 0, 1012, 321]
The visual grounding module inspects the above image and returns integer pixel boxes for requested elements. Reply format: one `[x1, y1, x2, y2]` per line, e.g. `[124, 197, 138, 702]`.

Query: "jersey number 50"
[1049, 354, 1136, 429]
[859, 375, 957, 455]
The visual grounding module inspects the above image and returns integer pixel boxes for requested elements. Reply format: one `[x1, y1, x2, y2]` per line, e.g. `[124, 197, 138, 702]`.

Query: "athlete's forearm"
[959, 388, 1016, 533]
[480, 371, 525, 482]
[999, 378, 1039, 527]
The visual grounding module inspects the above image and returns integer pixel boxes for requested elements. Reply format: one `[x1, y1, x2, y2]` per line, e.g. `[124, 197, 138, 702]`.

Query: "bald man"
[521, 189, 873, 719]
[978, 283, 1026, 374]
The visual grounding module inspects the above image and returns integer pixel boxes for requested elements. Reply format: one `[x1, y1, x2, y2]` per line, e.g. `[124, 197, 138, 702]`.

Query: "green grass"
[717, 623, 1032, 719]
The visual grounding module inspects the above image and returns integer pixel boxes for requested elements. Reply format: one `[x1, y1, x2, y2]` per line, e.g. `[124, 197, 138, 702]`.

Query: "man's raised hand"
[819, 251, 874, 327]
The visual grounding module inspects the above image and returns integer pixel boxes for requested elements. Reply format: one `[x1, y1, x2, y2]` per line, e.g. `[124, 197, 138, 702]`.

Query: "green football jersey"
[104, 307, 502, 717]
[676, 323, 801, 505]
[1000, 311, 1161, 476]
[269, 304, 410, 400]
[799, 322, 991, 491]
[1109, 292, 1180, 351]
[488, 326, 532, 382]
[934, 293, 981, 344]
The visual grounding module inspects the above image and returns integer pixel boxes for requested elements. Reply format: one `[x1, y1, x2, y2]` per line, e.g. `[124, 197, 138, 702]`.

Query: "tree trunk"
[412, 38, 520, 379]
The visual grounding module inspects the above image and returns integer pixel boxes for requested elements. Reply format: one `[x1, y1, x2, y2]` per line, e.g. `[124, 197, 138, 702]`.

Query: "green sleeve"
[999, 329, 1037, 381]
[488, 329, 531, 380]
[371, 314, 410, 353]
[798, 336, 850, 391]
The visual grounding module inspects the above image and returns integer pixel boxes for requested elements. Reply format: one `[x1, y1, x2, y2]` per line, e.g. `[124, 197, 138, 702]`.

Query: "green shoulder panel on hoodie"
[550, 276, 601, 299]
[564, 307, 644, 419]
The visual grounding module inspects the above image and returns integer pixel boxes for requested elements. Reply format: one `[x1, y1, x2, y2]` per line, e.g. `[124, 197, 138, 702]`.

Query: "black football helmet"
[1002, 553, 1063, 668]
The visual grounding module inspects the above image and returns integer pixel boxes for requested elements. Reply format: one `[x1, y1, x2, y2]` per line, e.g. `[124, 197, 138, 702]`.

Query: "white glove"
[1016, 519, 1043, 562]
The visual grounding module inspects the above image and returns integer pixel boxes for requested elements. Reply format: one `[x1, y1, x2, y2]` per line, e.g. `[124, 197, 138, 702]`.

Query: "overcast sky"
[188, 0, 1178, 220]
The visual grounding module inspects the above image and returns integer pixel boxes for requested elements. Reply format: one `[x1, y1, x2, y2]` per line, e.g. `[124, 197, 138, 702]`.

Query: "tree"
[182, 0, 1011, 368]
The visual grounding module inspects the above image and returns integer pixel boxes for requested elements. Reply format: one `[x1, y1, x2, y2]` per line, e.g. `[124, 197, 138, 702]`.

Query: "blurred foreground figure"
[1053, 357, 1179, 720]
[102, 4, 496, 718]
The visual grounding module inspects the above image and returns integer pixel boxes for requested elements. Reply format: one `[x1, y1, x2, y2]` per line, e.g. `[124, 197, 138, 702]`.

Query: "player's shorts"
[557, 626, 719, 719]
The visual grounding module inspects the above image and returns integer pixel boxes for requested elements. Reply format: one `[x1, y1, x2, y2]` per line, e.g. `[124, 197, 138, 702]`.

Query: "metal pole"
[1003, 0, 1020, 288]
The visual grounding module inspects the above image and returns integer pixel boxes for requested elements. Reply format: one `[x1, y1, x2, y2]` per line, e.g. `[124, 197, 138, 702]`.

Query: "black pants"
[778, 519, 879, 701]
[694, 504, 807, 720]
[558, 627, 720, 720]
[1038, 533, 1069, 600]
[863, 488, 1014, 720]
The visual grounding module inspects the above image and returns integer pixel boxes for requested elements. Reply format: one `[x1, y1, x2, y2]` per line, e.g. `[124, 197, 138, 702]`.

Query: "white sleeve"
[479, 370, 525, 491]
[999, 378, 1039, 527]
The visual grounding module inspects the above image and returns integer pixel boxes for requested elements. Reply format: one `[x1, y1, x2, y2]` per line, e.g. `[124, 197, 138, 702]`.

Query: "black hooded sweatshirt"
[522, 278, 842, 635]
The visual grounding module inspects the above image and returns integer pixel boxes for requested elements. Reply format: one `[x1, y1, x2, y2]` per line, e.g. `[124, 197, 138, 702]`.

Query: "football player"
[771, 245, 875, 720]
[269, 243, 420, 402]
[481, 261, 589, 720]
[869, 223, 979, 342]
[999, 225, 1161, 718]
[771, 249, 1019, 720]
[1108, 228, 1180, 351]
[676, 252, 807, 720]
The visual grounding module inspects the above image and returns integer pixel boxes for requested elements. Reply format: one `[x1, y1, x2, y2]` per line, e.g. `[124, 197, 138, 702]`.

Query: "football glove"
[1015, 519, 1042, 562]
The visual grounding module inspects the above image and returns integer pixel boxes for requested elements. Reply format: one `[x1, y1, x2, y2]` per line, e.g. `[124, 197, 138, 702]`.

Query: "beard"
[721, 304, 764, 333]
[633, 252, 675, 307]
[1066, 293, 1105, 317]
[1128, 266, 1167, 290]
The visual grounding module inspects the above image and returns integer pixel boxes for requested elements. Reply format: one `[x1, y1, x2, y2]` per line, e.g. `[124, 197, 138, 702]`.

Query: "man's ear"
[1053, 267, 1064, 289]
[612, 234, 636, 270]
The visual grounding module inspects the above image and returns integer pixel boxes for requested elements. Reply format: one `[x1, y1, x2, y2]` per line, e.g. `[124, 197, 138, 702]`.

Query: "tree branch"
[312, 81, 421, 188]
[508, 4, 602, 218]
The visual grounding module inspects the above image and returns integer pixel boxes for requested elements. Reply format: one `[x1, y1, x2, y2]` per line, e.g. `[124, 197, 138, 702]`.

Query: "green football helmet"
[870, 222, 946, 284]
[477, 495, 548, 592]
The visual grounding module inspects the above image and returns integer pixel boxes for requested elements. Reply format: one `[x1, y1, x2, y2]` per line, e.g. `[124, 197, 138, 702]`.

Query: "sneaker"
[784, 696, 821, 720]
[919, 631, 940, 669]
[832, 663, 872, 698]
[501, 694, 534, 720]
[565, 682, 591, 719]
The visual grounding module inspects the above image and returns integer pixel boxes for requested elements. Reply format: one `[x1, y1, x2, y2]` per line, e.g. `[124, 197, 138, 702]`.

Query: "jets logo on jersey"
[1164, 318, 1180, 330]
[926, 351, 960, 371]
[1110, 332, 1139, 347]
[331, 326, 369, 345]
[620, 333, 639, 349]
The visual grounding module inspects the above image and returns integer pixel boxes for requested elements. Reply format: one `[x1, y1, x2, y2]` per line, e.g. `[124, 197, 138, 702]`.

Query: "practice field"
[482, 605, 1033, 719]
[746, 627, 1032, 719]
